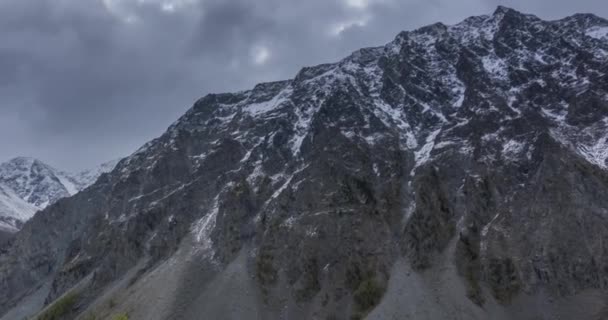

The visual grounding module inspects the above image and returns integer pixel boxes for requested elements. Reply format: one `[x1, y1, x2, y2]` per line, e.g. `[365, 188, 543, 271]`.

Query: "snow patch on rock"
[192, 195, 220, 259]
[411, 129, 441, 175]
[244, 86, 294, 116]
[586, 26, 608, 40]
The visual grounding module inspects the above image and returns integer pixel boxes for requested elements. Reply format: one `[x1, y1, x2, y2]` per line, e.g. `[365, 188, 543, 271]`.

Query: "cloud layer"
[1, 0, 607, 170]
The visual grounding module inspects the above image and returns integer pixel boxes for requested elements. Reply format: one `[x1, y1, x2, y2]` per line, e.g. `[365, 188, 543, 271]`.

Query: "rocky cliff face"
[2, 6, 608, 320]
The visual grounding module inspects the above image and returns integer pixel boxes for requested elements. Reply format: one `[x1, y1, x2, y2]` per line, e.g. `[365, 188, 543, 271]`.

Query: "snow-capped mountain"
[0, 157, 78, 208]
[0, 157, 118, 232]
[0, 185, 37, 233]
[68, 159, 120, 191]
[2, 6, 608, 320]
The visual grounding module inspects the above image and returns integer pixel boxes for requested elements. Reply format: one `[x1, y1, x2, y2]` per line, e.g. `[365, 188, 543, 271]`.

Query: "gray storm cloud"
[0, 0, 607, 170]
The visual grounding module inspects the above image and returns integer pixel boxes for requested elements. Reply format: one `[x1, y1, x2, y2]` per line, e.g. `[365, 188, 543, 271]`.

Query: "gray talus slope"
[2, 6, 608, 320]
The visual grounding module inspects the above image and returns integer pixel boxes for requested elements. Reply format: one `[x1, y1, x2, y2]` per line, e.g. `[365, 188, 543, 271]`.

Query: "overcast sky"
[1, 0, 607, 171]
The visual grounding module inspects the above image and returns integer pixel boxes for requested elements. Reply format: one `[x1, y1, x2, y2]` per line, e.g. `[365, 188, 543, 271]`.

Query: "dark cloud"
[0, 0, 607, 170]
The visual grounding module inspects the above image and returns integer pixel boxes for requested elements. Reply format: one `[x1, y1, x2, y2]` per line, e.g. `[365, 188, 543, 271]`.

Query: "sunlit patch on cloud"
[159, 0, 197, 13]
[343, 0, 390, 10]
[329, 16, 370, 36]
[102, 0, 196, 18]
[102, 0, 140, 23]
[161, 2, 176, 12]
[251, 45, 271, 65]
[344, 0, 370, 9]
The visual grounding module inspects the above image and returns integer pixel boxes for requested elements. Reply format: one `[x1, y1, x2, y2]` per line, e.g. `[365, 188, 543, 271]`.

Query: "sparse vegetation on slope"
[37, 292, 79, 320]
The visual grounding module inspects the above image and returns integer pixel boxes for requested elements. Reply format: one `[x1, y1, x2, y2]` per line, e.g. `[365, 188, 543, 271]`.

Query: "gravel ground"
[367, 238, 608, 320]
[10, 235, 605, 320]
[0, 279, 52, 320]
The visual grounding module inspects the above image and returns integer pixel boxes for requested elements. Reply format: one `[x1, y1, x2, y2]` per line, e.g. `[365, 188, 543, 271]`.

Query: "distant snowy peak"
[0, 157, 70, 208]
[69, 159, 120, 190]
[0, 184, 38, 232]
[0, 157, 119, 232]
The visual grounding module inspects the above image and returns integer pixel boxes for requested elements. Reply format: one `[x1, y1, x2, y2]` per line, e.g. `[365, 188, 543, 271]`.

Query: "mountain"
[68, 159, 121, 191]
[0, 157, 77, 208]
[0, 184, 37, 232]
[0, 157, 118, 232]
[2, 6, 608, 320]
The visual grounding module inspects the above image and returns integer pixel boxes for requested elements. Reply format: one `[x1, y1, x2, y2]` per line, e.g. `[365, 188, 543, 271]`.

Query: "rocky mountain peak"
[493, 5, 524, 17]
